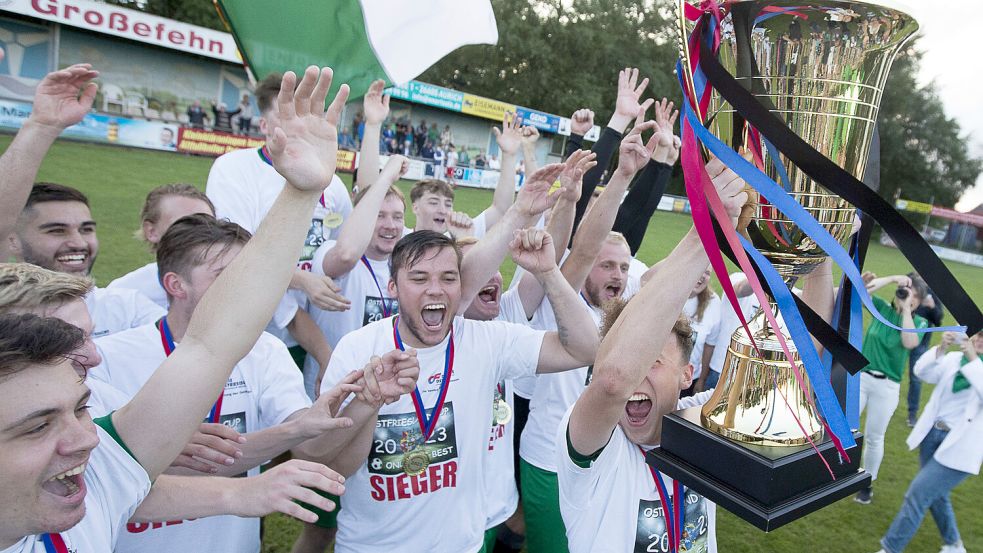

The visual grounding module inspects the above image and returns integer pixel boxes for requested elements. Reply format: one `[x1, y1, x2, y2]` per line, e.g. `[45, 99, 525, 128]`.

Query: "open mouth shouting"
[625, 393, 653, 427]
[42, 461, 87, 505]
[421, 302, 447, 331]
[602, 282, 623, 301]
[477, 284, 500, 308]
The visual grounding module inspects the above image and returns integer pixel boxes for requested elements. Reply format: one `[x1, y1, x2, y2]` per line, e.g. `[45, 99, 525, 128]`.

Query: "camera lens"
[895, 288, 909, 300]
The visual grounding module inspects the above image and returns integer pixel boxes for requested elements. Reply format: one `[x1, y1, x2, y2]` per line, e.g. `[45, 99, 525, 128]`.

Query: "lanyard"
[361, 255, 393, 317]
[392, 316, 454, 440]
[40, 533, 68, 553]
[157, 317, 223, 423]
[258, 146, 327, 208]
[639, 446, 684, 553]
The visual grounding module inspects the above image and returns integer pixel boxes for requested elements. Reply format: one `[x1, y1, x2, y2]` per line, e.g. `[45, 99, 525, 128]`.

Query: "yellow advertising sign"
[336, 150, 357, 173]
[461, 94, 516, 121]
[895, 199, 932, 214]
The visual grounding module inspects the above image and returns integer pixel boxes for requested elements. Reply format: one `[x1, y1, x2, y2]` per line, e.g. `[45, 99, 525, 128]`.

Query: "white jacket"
[907, 346, 983, 475]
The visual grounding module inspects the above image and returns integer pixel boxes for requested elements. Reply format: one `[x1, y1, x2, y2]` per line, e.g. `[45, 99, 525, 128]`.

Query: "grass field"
[5, 134, 981, 553]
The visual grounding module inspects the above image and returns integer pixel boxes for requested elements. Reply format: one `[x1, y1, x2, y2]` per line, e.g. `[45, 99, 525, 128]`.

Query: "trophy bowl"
[648, 0, 919, 531]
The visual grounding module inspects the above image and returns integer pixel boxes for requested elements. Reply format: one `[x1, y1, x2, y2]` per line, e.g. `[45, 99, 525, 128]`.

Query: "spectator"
[458, 149, 471, 167]
[488, 153, 501, 170]
[186, 100, 208, 129]
[428, 122, 440, 145]
[441, 124, 454, 148]
[237, 94, 254, 135]
[433, 145, 445, 179]
[339, 128, 357, 150]
[210, 101, 241, 133]
[352, 111, 363, 147]
[420, 141, 435, 160]
[907, 279, 944, 427]
[446, 144, 459, 180]
[475, 153, 487, 169]
[415, 120, 428, 155]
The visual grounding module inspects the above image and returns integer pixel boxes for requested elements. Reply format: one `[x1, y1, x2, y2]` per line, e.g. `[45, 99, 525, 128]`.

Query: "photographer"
[855, 274, 930, 504]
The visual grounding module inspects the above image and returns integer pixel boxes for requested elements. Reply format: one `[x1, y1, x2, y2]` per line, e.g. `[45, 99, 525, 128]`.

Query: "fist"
[509, 228, 556, 275]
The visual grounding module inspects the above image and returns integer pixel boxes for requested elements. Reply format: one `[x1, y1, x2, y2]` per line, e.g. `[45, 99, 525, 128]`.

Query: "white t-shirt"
[682, 294, 722, 380]
[85, 287, 165, 338]
[304, 242, 397, 395]
[206, 146, 353, 345]
[90, 323, 312, 553]
[108, 262, 167, 309]
[1, 420, 151, 553]
[484, 289, 529, 529]
[520, 279, 639, 473]
[556, 408, 717, 553]
[709, 288, 759, 375]
[628, 257, 648, 283]
[320, 316, 545, 553]
[86, 377, 129, 418]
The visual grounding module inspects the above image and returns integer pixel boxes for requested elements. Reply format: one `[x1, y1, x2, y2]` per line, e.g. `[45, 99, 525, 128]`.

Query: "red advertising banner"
[930, 206, 983, 227]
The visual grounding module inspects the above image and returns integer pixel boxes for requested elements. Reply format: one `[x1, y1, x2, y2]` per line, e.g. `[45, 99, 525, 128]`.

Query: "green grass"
[5, 134, 981, 553]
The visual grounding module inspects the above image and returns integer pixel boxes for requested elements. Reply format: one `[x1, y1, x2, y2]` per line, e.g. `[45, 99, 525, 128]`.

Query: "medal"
[393, 317, 455, 477]
[402, 448, 431, 476]
[493, 399, 513, 425]
[159, 317, 223, 422]
[322, 212, 344, 229]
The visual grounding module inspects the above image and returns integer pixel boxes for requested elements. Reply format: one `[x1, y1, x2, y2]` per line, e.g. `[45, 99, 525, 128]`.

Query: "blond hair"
[602, 298, 696, 363]
[604, 231, 630, 251]
[0, 263, 93, 312]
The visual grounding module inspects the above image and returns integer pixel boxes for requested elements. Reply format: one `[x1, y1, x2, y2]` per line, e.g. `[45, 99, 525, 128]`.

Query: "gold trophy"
[648, 0, 918, 530]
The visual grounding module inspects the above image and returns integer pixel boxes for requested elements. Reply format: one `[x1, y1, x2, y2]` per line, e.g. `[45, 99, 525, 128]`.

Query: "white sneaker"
[939, 543, 966, 553]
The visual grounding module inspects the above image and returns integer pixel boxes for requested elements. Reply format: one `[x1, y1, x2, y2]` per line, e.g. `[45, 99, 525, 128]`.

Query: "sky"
[909, 1, 983, 211]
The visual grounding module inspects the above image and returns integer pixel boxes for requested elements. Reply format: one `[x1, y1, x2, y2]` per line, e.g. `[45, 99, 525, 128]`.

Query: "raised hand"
[448, 211, 475, 237]
[493, 112, 523, 155]
[235, 459, 346, 523]
[705, 157, 749, 227]
[363, 79, 390, 125]
[266, 66, 350, 193]
[650, 98, 679, 165]
[557, 150, 597, 203]
[170, 422, 245, 474]
[29, 63, 99, 131]
[514, 163, 565, 218]
[615, 120, 658, 176]
[510, 228, 557, 275]
[380, 154, 410, 182]
[570, 108, 595, 136]
[521, 125, 540, 150]
[611, 67, 651, 132]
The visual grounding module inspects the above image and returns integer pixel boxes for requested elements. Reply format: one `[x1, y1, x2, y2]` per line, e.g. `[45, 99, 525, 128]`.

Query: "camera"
[895, 287, 910, 300]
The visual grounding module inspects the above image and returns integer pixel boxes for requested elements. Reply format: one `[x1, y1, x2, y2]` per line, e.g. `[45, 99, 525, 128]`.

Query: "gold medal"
[402, 448, 430, 476]
[322, 212, 344, 229]
[493, 399, 513, 426]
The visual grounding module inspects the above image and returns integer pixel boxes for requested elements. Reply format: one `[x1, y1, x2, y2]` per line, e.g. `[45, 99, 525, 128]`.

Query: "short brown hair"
[353, 184, 405, 207]
[410, 180, 454, 204]
[390, 231, 461, 279]
[25, 182, 90, 209]
[138, 184, 215, 247]
[601, 299, 695, 363]
[0, 313, 84, 381]
[255, 73, 282, 115]
[156, 214, 251, 288]
[0, 263, 93, 313]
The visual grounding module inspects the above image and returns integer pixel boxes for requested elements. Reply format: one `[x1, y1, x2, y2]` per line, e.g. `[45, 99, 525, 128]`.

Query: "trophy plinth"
[648, 408, 870, 531]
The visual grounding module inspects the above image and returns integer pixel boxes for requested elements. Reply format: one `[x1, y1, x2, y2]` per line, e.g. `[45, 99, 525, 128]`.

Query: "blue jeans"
[907, 345, 927, 421]
[704, 369, 720, 390]
[880, 427, 969, 553]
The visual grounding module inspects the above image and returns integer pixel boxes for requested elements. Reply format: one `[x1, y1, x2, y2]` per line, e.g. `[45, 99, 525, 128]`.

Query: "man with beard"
[518, 119, 661, 553]
[9, 183, 164, 337]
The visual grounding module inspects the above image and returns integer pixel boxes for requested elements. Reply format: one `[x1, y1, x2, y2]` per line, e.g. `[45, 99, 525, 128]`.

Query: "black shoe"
[854, 487, 873, 505]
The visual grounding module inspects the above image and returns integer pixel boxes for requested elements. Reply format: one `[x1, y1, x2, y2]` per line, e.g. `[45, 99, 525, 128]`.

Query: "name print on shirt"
[368, 403, 460, 501]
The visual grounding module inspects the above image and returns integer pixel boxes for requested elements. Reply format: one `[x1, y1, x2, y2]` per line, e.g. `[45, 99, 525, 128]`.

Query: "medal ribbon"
[639, 447, 684, 553]
[258, 146, 327, 208]
[361, 255, 393, 318]
[392, 317, 454, 440]
[157, 317, 223, 423]
[41, 533, 68, 553]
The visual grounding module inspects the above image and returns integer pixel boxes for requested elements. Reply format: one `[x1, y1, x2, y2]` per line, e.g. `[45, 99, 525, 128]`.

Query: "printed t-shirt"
[90, 323, 312, 553]
[709, 290, 759, 375]
[682, 294, 722, 380]
[304, 241, 397, 395]
[206, 146, 352, 345]
[108, 262, 167, 309]
[85, 287, 165, 338]
[861, 295, 928, 382]
[556, 407, 717, 553]
[0, 417, 151, 553]
[484, 289, 530, 529]
[319, 315, 545, 553]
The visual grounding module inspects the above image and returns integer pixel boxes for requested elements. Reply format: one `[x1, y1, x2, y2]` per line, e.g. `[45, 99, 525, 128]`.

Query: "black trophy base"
[647, 408, 871, 532]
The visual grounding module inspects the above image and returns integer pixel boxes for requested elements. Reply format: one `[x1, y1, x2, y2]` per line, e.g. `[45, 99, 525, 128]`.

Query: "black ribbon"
[698, 25, 982, 335]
